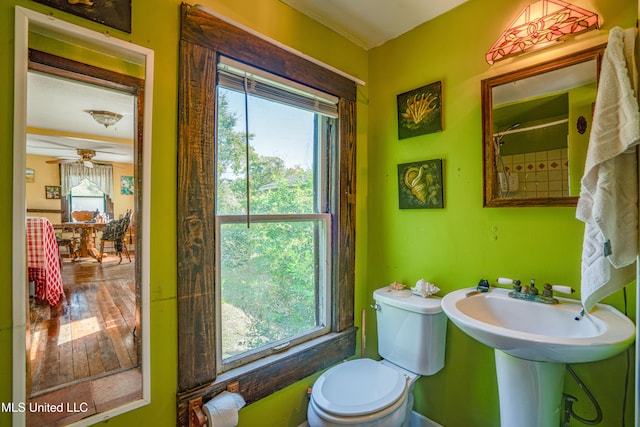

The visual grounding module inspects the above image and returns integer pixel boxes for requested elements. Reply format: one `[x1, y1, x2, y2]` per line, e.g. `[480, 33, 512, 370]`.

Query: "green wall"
[366, 0, 636, 425]
[0, 1, 367, 426]
[0, 0, 637, 426]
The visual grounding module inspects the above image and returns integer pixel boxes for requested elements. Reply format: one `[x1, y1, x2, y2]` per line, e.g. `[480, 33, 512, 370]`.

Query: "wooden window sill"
[176, 328, 356, 426]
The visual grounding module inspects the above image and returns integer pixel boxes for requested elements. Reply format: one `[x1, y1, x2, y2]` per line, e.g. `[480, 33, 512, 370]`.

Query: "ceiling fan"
[46, 148, 108, 168]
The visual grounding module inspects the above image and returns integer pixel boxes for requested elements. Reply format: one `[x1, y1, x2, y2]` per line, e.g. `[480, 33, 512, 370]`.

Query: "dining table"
[27, 217, 64, 306]
[63, 221, 106, 260]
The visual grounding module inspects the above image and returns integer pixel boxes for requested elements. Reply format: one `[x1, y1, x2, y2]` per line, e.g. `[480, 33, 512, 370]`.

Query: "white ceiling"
[280, 0, 470, 49]
[26, 70, 135, 164]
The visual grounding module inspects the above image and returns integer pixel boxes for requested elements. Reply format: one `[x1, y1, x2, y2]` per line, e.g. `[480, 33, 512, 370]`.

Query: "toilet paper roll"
[203, 391, 246, 427]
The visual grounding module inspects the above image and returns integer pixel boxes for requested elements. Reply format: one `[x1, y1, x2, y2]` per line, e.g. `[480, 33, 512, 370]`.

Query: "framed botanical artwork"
[33, 0, 131, 33]
[120, 176, 134, 195]
[397, 81, 443, 140]
[45, 185, 61, 199]
[398, 159, 444, 209]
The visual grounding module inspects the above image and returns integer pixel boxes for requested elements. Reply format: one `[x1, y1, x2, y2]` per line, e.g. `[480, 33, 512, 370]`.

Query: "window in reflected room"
[215, 58, 337, 370]
[70, 178, 106, 213]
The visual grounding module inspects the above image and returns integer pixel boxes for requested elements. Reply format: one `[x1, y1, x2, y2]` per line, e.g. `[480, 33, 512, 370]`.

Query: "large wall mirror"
[482, 44, 605, 207]
[13, 7, 153, 426]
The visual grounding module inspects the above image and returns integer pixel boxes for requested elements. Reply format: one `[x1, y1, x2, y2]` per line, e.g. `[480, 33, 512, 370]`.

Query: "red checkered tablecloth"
[27, 217, 64, 306]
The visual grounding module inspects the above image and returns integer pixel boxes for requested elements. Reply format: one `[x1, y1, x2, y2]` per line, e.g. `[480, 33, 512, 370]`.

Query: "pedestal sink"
[441, 287, 635, 427]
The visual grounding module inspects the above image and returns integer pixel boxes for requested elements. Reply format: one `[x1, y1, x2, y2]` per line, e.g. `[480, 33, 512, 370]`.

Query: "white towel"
[576, 27, 640, 312]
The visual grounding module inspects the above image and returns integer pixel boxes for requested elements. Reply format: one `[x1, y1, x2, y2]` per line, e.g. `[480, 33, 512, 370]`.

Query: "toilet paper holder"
[189, 382, 243, 427]
[189, 397, 207, 427]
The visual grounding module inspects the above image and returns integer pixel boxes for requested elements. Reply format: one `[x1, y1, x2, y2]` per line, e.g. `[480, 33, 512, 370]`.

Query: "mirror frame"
[12, 6, 153, 426]
[482, 44, 605, 207]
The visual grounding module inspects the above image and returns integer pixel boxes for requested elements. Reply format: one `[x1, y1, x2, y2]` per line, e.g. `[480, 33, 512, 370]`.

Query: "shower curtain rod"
[492, 118, 568, 137]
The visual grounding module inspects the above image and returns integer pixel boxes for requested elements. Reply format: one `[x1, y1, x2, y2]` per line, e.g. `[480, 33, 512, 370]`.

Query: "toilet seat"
[311, 358, 407, 417]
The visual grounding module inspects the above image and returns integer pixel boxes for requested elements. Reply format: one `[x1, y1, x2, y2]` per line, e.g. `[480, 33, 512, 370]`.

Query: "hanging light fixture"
[486, 0, 601, 65]
[85, 109, 123, 128]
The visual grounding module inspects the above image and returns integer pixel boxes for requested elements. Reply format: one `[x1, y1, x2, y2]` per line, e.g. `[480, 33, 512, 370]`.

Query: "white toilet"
[307, 286, 447, 427]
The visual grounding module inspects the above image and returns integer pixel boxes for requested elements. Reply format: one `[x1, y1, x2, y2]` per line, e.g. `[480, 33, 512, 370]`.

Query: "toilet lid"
[311, 359, 407, 416]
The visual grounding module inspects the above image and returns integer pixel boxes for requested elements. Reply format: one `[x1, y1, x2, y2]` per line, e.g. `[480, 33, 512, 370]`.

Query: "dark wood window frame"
[176, 4, 357, 425]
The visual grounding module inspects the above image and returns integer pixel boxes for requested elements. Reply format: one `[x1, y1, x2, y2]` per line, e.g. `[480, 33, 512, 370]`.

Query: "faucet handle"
[551, 285, 575, 295]
[497, 277, 522, 291]
[529, 279, 538, 295]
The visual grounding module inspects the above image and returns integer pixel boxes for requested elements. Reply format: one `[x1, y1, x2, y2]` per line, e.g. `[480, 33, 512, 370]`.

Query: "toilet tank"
[373, 286, 447, 376]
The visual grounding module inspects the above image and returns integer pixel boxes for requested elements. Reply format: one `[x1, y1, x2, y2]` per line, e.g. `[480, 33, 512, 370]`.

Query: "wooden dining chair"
[53, 224, 77, 261]
[98, 210, 132, 264]
[55, 237, 77, 262]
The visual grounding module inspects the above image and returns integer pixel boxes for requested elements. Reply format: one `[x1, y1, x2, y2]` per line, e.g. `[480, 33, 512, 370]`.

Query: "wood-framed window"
[176, 4, 357, 424]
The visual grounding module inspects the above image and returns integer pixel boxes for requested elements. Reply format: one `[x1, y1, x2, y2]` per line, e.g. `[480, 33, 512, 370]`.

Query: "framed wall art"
[45, 185, 61, 199]
[33, 0, 132, 33]
[26, 168, 35, 183]
[120, 176, 134, 195]
[397, 81, 443, 140]
[398, 159, 444, 209]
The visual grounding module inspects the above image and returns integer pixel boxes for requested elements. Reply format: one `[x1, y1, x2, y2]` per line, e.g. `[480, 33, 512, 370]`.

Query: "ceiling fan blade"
[43, 147, 118, 167]
[46, 158, 77, 164]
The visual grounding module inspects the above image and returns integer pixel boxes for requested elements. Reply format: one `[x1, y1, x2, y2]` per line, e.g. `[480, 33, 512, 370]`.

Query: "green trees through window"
[216, 88, 333, 364]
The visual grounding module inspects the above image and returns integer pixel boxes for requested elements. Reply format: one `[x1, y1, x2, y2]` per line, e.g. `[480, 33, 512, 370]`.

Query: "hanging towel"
[576, 27, 640, 312]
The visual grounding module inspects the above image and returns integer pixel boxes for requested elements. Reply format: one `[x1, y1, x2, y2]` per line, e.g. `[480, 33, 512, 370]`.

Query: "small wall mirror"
[13, 7, 152, 426]
[482, 45, 605, 207]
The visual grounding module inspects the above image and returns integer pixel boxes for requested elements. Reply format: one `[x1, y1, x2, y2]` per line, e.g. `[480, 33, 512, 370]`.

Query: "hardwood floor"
[26, 368, 142, 427]
[28, 254, 137, 396]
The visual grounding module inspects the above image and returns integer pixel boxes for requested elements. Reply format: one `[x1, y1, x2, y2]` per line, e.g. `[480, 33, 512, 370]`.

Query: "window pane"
[216, 87, 320, 215]
[70, 178, 105, 213]
[219, 220, 326, 361]
[71, 197, 104, 213]
[71, 178, 103, 196]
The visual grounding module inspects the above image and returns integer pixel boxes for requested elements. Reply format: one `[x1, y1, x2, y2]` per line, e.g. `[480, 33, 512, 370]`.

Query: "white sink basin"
[441, 287, 635, 363]
[442, 286, 635, 426]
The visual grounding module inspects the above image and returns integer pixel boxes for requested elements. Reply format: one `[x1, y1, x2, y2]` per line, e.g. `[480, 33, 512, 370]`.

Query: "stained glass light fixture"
[486, 0, 601, 64]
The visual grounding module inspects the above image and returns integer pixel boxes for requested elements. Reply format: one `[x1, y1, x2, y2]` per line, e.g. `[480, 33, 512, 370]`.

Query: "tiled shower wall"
[498, 148, 569, 198]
